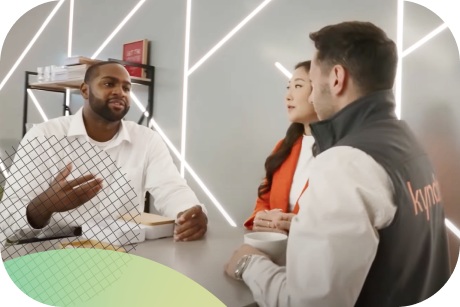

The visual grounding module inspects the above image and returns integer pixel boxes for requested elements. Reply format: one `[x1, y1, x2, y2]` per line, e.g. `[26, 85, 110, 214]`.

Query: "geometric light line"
[0, 0, 65, 91]
[68, 0, 74, 57]
[131, 91, 149, 117]
[146, 117, 181, 158]
[147, 118, 237, 227]
[399, 4, 460, 268]
[178, 157, 238, 228]
[91, 0, 146, 59]
[27, 89, 48, 122]
[180, 0, 192, 177]
[187, 0, 273, 76]
[446, 218, 460, 241]
[402, 23, 448, 58]
[65, 89, 70, 116]
[395, 0, 405, 119]
[0, 160, 9, 179]
[274, 62, 292, 79]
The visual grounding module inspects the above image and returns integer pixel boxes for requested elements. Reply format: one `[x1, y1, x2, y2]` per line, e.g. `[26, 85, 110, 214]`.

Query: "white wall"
[3, 0, 456, 232]
[401, 1, 460, 269]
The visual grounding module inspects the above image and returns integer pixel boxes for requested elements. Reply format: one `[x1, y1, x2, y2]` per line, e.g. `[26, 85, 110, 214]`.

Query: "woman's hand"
[253, 209, 287, 234]
[271, 212, 296, 233]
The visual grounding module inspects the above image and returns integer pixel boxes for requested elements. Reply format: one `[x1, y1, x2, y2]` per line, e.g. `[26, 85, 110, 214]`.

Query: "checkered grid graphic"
[0, 135, 144, 260]
[0, 135, 145, 304]
[4, 248, 132, 306]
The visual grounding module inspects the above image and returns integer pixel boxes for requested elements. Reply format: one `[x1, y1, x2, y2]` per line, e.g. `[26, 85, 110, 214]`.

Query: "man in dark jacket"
[226, 21, 450, 307]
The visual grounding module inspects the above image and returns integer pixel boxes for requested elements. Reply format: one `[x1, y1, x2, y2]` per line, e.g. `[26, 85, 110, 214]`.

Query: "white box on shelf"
[65, 56, 101, 66]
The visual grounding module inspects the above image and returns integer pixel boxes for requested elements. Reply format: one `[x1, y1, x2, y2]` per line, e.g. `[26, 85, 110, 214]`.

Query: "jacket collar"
[310, 89, 397, 154]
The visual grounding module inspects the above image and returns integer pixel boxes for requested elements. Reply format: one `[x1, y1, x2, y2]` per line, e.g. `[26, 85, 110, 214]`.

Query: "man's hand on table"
[174, 205, 207, 241]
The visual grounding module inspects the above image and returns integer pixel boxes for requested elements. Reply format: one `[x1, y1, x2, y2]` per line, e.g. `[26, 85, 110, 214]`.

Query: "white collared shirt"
[288, 135, 315, 211]
[0, 108, 205, 234]
[242, 146, 396, 307]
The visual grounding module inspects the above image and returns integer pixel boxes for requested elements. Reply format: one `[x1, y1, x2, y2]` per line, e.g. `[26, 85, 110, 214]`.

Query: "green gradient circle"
[4, 249, 225, 307]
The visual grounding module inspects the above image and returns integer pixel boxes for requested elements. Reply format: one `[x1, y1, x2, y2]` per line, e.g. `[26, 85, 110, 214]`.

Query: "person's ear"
[80, 82, 89, 99]
[329, 65, 347, 96]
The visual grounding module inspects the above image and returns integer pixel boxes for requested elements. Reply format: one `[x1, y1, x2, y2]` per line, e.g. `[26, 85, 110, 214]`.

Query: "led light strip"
[180, 0, 192, 177]
[446, 218, 460, 240]
[403, 23, 448, 58]
[0, 0, 65, 91]
[65, 89, 70, 116]
[274, 62, 292, 79]
[68, 0, 74, 57]
[187, 0, 273, 76]
[129, 93, 236, 226]
[131, 91, 149, 117]
[395, 0, 404, 119]
[26, 0, 74, 121]
[173, 0, 274, 225]
[27, 89, 48, 121]
[148, 117, 237, 227]
[274, 4, 460, 239]
[0, 160, 10, 179]
[62, 0, 237, 226]
[15, 0, 456, 233]
[66, 0, 73, 117]
[91, 0, 146, 59]
[397, 7, 448, 118]
[399, 1, 460, 239]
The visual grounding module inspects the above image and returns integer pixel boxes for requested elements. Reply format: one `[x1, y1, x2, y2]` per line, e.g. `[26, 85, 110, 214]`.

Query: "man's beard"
[88, 91, 130, 122]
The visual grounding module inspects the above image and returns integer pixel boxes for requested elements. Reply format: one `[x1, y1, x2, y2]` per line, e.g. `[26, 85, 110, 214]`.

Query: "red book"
[122, 39, 149, 78]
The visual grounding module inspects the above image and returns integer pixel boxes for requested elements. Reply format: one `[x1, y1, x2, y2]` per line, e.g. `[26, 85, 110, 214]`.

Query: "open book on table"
[119, 212, 175, 240]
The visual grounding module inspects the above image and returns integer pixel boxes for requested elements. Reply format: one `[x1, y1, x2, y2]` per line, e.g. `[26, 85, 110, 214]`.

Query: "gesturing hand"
[174, 205, 208, 241]
[27, 163, 103, 229]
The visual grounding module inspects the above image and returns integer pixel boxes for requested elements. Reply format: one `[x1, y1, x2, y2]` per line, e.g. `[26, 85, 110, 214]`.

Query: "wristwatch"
[234, 254, 253, 280]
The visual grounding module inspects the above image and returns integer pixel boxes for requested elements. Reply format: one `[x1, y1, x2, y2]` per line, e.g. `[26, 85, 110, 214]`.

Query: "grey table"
[131, 223, 256, 307]
[1, 224, 257, 307]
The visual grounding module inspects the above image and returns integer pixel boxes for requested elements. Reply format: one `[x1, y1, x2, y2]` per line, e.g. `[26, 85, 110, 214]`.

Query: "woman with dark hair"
[244, 61, 318, 233]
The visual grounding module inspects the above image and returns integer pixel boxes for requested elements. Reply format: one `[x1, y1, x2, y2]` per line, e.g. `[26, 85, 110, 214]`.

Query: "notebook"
[119, 212, 175, 240]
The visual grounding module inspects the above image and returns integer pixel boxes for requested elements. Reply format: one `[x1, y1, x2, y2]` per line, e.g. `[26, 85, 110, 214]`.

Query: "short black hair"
[309, 21, 397, 94]
[84, 61, 124, 83]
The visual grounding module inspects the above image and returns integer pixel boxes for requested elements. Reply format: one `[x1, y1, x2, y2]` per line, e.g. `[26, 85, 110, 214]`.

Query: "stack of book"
[51, 64, 88, 81]
[64, 56, 101, 66]
[123, 39, 149, 78]
[119, 212, 175, 240]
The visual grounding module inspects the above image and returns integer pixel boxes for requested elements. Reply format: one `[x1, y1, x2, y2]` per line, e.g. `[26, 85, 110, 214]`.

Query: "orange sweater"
[244, 137, 309, 229]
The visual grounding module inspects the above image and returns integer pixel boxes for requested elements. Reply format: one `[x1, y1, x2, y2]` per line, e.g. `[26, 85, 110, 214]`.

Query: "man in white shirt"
[225, 21, 450, 306]
[1, 61, 207, 242]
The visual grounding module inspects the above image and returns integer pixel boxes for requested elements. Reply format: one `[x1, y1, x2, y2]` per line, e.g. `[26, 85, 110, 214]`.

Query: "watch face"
[234, 259, 244, 279]
[237, 256, 246, 267]
[235, 255, 251, 280]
